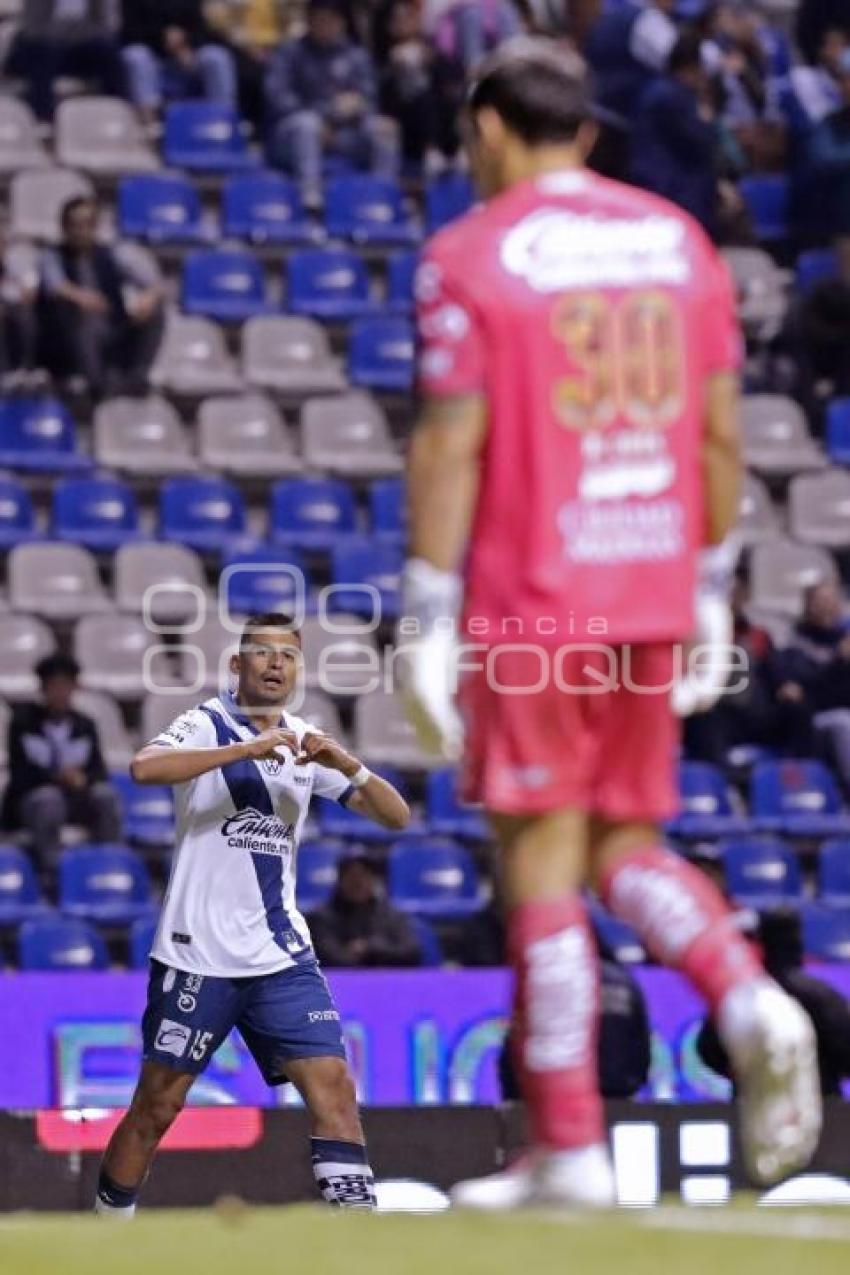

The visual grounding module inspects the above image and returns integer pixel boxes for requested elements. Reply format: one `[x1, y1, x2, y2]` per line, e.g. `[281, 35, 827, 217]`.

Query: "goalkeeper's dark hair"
[239, 611, 302, 648]
[467, 38, 590, 146]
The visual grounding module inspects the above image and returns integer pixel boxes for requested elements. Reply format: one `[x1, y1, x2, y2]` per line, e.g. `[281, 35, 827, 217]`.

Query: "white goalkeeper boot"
[451, 1143, 616, 1211]
[720, 979, 822, 1186]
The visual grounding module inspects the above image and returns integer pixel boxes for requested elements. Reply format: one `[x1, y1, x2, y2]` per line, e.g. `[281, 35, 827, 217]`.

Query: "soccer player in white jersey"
[95, 611, 410, 1218]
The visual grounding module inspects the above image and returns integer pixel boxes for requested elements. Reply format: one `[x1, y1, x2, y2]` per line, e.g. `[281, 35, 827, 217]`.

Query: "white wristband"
[348, 764, 372, 789]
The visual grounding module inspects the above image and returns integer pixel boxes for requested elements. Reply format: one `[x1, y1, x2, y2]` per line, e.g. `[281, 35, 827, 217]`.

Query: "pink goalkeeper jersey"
[416, 169, 741, 646]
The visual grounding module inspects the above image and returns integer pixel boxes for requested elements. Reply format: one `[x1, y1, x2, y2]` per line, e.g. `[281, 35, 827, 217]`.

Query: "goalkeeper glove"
[398, 558, 464, 761]
[671, 536, 740, 718]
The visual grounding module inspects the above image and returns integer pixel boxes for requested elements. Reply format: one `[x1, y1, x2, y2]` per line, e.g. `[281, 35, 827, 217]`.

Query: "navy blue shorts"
[141, 959, 346, 1083]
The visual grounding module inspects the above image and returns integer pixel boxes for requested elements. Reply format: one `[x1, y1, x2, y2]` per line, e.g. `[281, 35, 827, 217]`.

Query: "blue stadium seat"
[51, 476, 140, 552]
[0, 477, 39, 548]
[750, 760, 850, 837]
[720, 836, 802, 907]
[739, 175, 789, 241]
[159, 475, 246, 553]
[18, 915, 109, 971]
[297, 840, 346, 911]
[426, 769, 488, 839]
[129, 913, 158, 969]
[410, 915, 443, 967]
[0, 397, 91, 473]
[330, 538, 402, 618]
[795, 248, 839, 294]
[324, 175, 419, 246]
[803, 904, 850, 961]
[59, 844, 154, 925]
[425, 171, 475, 233]
[349, 317, 414, 392]
[826, 399, 850, 466]
[386, 250, 418, 315]
[163, 102, 258, 172]
[818, 838, 850, 906]
[369, 477, 406, 543]
[665, 762, 753, 840]
[388, 837, 482, 919]
[118, 174, 208, 243]
[270, 478, 357, 552]
[318, 766, 410, 842]
[222, 172, 319, 245]
[111, 774, 174, 847]
[182, 249, 271, 321]
[589, 906, 647, 964]
[287, 248, 378, 321]
[221, 543, 310, 616]
[0, 844, 45, 925]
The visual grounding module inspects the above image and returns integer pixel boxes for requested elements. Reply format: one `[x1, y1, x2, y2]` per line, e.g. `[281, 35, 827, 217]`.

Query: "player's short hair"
[467, 37, 590, 146]
[239, 611, 302, 649]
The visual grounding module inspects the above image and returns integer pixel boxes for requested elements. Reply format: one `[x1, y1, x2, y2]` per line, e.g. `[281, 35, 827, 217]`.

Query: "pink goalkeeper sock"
[508, 896, 605, 1151]
[598, 845, 763, 1013]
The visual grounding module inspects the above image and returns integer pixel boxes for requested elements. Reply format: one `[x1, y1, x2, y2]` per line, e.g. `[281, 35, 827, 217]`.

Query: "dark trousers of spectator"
[684, 698, 815, 772]
[20, 782, 122, 865]
[381, 81, 459, 165]
[40, 302, 164, 395]
[5, 35, 126, 120]
[0, 302, 37, 374]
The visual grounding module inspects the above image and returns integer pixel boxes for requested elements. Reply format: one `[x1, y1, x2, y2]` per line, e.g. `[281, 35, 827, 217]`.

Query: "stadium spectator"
[204, 0, 287, 126]
[630, 32, 722, 234]
[785, 239, 850, 416]
[797, 0, 850, 67]
[121, 0, 238, 126]
[710, 0, 787, 174]
[0, 654, 121, 865]
[308, 852, 423, 968]
[5, 0, 126, 121]
[697, 909, 850, 1097]
[806, 50, 850, 240]
[684, 573, 815, 770]
[265, 0, 400, 209]
[38, 195, 166, 396]
[784, 25, 848, 244]
[376, 0, 462, 171]
[421, 0, 524, 73]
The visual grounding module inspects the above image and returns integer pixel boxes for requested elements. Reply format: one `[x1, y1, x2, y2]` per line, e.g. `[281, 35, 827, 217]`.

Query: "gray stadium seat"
[299, 615, 381, 694]
[290, 688, 346, 743]
[750, 538, 839, 618]
[56, 97, 159, 175]
[94, 395, 195, 475]
[178, 614, 239, 693]
[115, 542, 207, 624]
[354, 688, 439, 769]
[0, 97, 49, 172]
[198, 394, 303, 477]
[722, 247, 787, 342]
[0, 614, 56, 699]
[8, 543, 111, 619]
[72, 688, 134, 772]
[301, 392, 403, 478]
[150, 313, 243, 396]
[789, 469, 850, 549]
[74, 614, 178, 699]
[741, 395, 826, 476]
[242, 316, 347, 396]
[737, 473, 781, 547]
[140, 688, 205, 746]
[9, 166, 93, 242]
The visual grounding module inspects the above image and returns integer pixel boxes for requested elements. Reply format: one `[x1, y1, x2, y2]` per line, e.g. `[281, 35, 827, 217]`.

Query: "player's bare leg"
[590, 818, 822, 1185]
[96, 1063, 195, 1218]
[451, 808, 615, 1211]
[284, 1055, 376, 1208]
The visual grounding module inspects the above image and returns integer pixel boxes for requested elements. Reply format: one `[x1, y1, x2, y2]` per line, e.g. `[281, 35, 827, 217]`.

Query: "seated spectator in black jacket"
[631, 31, 722, 235]
[697, 908, 850, 1096]
[376, 0, 462, 171]
[39, 196, 165, 396]
[772, 581, 850, 792]
[1, 655, 122, 865]
[121, 0, 238, 127]
[5, 0, 126, 121]
[308, 852, 422, 967]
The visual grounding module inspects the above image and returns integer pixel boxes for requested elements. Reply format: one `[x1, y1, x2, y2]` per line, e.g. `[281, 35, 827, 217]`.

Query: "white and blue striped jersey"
[148, 693, 352, 978]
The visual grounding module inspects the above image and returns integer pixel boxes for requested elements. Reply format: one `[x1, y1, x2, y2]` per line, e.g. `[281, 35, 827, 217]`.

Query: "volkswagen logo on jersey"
[262, 755, 283, 776]
[221, 807, 295, 855]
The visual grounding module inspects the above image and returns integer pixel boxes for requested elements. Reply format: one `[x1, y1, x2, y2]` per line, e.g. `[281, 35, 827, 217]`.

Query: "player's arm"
[131, 728, 294, 785]
[702, 369, 742, 546]
[299, 732, 411, 830]
[407, 393, 488, 571]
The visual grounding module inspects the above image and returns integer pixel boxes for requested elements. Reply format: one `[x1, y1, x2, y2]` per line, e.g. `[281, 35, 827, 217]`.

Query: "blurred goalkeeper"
[402, 38, 821, 1209]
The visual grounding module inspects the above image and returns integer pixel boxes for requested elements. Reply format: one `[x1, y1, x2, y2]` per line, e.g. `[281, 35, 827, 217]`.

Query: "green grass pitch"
[2, 1203, 850, 1275]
